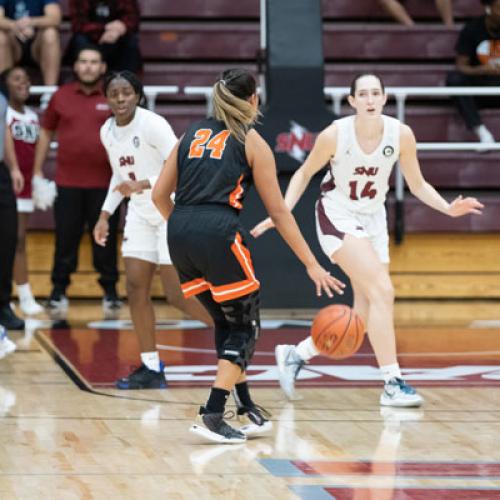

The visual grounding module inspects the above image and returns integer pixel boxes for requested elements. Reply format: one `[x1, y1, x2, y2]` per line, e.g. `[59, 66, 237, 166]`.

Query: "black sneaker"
[116, 363, 167, 389]
[190, 406, 247, 444]
[0, 305, 25, 330]
[102, 292, 123, 318]
[102, 292, 123, 312]
[236, 403, 273, 437]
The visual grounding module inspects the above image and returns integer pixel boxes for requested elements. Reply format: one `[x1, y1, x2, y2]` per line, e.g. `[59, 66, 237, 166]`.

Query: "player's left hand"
[10, 167, 24, 194]
[447, 195, 484, 217]
[114, 180, 143, 197]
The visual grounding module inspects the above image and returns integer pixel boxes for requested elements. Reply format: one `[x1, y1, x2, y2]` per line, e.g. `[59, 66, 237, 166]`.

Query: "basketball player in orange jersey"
[252, 73, 484, 407]
[152, 68, 344, 444]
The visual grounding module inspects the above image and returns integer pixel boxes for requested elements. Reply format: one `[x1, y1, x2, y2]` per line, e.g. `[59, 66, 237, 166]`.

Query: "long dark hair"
[103, 70, 146, 107]
[0, 65, 29, 100]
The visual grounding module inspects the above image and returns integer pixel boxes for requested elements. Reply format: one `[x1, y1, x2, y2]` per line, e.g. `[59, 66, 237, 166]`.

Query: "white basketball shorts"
[121, 208, 171, 265]
[315, 197, 389, 264]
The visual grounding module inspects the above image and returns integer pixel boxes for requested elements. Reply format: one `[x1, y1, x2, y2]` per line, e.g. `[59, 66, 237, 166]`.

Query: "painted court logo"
[275, 121, 318, 163]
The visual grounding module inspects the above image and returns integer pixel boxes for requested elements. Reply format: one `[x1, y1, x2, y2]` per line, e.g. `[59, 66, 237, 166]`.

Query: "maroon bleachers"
[34, 0, 498, 237]
[101, 23, 459, 62]
[387, 193, 498, 232]
[59, 0, 482, 20]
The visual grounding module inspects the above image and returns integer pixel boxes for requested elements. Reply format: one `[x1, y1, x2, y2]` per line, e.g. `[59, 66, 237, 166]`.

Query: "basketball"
[311, 305, 365, 359]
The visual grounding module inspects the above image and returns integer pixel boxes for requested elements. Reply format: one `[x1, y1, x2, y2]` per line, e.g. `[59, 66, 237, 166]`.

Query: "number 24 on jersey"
[188, 129, 230, 160]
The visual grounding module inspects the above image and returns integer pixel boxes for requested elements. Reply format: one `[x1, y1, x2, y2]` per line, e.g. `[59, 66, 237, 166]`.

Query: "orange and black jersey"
[176, 118, 252, 210]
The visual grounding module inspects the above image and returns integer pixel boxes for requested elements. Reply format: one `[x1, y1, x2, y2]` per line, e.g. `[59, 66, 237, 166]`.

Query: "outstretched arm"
[251, 124, 337, 237]
[399, 124, 483, 217]
[247, 129, 344, 297]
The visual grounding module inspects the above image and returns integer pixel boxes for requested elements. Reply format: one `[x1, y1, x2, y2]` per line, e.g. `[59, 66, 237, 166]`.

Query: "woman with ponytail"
[153, 68, 344, 444]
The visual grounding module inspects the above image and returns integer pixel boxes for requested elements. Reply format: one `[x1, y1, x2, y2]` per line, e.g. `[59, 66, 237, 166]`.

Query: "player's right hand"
[250, 217, 275, 238]
[306, 263, 345, 298]
[93, 219, 109, 247]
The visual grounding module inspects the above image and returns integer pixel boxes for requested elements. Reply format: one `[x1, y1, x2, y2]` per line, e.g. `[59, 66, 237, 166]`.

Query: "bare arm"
[4, 127, 23, 194]
[33, 127, 53, 177]
[456, 54, 500, 77]
[378, 0, 414, 26]
[29, 3, 62, 29]
[251, 124, 336, 237]
[0, 7, 15, 30]
[399, 124, 483, 217]
[247, 129, 344, 297]
[151, 142, 179, 220]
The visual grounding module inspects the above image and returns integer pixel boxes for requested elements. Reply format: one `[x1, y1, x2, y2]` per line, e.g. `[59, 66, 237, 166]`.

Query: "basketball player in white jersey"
[252, 74, 483, 407]
[94, 71, 212, 389]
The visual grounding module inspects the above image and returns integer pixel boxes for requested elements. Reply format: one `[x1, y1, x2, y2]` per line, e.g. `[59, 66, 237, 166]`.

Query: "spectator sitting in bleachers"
[379, 0, 454, 26]
[65, 0, 142, 73]
[0, 0, 61, 93]
[447, 0, 500, 146]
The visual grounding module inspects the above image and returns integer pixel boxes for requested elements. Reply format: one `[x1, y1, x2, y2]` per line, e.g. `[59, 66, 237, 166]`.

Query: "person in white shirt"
[251, 73, 483, 407]
[94, 71, 212, 389]
[3, 65, 43, 316]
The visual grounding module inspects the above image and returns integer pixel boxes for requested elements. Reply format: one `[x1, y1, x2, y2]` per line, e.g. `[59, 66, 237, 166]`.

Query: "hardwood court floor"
[1, 302, 500, 499]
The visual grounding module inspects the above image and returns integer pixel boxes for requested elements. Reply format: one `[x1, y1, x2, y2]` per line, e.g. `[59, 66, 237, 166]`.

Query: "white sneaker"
[275, 344, 305, 400]
[0, 326, 16, 359]
[102, 294, 123, 319]
[46, 294, 69, 318]
[475, 124, 495, 152]
[380, 378, 424, 408]
[19, 297, 44, 316]
[0, 386, 16, 416]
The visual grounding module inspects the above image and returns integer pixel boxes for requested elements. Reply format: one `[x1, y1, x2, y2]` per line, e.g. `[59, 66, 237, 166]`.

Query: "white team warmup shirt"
[316, 114, 400, 263]
[100, 107, 177, 264]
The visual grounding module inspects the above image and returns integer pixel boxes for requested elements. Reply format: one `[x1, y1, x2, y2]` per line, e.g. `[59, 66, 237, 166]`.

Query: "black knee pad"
[217, 292, 261, 370]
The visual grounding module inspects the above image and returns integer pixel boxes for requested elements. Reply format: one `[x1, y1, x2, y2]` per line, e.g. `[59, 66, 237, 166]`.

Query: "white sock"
[295, 336, 320, 361]
[140, 351, 160, 372]
[380, 363, 402, 384]
[16, 283, 33, 302]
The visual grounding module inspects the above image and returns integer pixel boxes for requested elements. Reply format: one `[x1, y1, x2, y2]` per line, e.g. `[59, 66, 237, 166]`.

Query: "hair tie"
[219, 79, 227, 86]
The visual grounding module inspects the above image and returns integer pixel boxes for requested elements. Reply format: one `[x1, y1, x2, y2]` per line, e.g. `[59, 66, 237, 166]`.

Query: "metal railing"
[30, 84, 500, 242]
[30, 85, 179, 111]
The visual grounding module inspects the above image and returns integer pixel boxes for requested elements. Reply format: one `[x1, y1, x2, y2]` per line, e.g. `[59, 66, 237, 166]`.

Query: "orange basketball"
[311, 304, 365, 359]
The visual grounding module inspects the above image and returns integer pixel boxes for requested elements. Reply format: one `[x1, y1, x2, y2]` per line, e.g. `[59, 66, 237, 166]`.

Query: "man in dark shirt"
[446, 0, 500, 145]
[0, 0, 61, 88]
[33, 45, 121, 316]
[66, 0, 141, 73]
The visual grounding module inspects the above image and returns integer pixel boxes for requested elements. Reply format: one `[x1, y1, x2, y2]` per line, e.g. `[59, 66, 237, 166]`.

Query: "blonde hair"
[211, 69, 259, 143]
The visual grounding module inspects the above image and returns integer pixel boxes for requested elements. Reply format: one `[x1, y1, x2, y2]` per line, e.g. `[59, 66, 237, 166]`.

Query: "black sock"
[205, 387, 230, 414]
[234, 381, 254, 408]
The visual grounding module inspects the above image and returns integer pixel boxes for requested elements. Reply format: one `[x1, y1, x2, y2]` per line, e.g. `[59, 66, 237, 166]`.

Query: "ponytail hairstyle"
[212, 68, 259, 143]
[103, 70, 146, 108]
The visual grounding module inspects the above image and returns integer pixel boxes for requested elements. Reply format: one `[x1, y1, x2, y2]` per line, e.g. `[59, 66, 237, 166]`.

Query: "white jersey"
[100, 107, 177, 224]
[320, 114, 400, 214]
